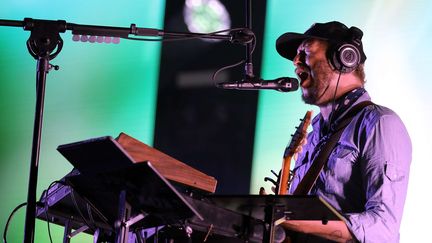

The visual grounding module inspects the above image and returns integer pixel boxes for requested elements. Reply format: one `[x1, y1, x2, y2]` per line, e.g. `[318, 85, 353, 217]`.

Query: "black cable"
[212, 34, 256, 82]
[212, 59, 245, 82]
[123, 27, 252, 43]
[69, 188, 96, 232]
[86, 203, 98, 230]
[3, 202, 27, 243]
[40, 178, 99, 240]
[124, 27, 257, 82]
[211, 31, 256, 82]
[39, 180, 66, 243]
[124, 27, 257, 85]
[122, 37, 163, 41]
[70, 187, 112, 231]
[328, 71, 343, 125]
[44, 204, 54, 243]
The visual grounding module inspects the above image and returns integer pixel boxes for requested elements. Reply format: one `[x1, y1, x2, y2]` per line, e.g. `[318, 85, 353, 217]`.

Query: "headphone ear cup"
[331, 43, 361, 73]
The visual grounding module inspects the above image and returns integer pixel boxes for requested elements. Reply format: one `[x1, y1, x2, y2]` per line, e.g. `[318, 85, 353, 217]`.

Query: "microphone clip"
[229, 29, 254, 45]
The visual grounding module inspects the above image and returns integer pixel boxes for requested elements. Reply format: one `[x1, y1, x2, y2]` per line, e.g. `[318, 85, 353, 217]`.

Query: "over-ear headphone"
[329, 26, 364, 73]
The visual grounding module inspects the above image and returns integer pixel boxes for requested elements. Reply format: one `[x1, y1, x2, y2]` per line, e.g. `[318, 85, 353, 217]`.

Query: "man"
[274, 21, 412, 242]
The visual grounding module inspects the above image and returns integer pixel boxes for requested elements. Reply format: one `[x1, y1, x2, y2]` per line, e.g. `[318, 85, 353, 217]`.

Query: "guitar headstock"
[284, 110, 313, 158]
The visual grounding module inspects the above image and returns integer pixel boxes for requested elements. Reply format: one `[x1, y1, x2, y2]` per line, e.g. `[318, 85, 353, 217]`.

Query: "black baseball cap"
[276, 21, 366, 62]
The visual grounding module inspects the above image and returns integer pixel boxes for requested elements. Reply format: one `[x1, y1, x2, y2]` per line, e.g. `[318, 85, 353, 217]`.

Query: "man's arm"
[283, 109, 411, 242]
[281, 220, 354, 242]
[344, 112, 411, 242]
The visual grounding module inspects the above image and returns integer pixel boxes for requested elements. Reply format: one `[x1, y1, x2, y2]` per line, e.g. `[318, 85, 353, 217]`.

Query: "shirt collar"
[311, 88, 371, 137]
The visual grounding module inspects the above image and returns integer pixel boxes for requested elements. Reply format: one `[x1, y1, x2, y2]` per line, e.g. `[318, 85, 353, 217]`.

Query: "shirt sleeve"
[344, 112, 412, 242]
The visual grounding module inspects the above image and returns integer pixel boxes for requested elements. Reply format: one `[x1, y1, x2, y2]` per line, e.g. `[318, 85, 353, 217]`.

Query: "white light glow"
[183, 0, 231, 35]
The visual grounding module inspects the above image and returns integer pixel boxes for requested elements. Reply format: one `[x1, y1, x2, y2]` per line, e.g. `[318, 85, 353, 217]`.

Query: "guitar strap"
[292, 100, 374, 195]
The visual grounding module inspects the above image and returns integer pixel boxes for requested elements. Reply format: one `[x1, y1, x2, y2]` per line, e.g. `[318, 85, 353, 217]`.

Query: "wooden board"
[116, 132, 217, 193]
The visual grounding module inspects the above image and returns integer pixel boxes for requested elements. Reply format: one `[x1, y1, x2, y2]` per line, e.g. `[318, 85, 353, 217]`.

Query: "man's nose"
[293, 51, 305, 66]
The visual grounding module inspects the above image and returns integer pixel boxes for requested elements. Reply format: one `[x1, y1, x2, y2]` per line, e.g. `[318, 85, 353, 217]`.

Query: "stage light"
[183, 0, 231, 36]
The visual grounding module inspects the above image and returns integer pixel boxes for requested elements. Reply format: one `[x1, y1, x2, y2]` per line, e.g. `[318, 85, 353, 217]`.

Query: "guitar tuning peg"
[290, 134, 294, 137]
[264, 177, 277, 186]
[270, 170, 279, 177]
[295, 126, 299, 129]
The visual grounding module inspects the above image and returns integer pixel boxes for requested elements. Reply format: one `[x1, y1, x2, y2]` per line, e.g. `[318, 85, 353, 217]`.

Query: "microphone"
[216, 77, 299, 92]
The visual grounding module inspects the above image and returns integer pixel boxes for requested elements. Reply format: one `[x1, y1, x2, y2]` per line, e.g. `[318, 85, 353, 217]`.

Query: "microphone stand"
[245, 3, 277, 242]
[245, 0, 254, 80]
[0, 17, 254, 243]
[0, 19, 67, 243]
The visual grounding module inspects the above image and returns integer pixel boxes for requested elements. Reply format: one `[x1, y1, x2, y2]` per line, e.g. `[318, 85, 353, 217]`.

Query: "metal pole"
[23, 56, 49, 243]
[244, 0, 254, 78]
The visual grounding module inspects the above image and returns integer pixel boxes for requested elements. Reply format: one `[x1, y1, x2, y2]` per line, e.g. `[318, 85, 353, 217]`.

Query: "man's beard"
[301, 60, 333, 105]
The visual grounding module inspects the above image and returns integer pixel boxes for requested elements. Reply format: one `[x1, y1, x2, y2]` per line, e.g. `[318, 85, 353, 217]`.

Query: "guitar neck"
[278, 155, 293, 195]
[277, 110, 312, 195]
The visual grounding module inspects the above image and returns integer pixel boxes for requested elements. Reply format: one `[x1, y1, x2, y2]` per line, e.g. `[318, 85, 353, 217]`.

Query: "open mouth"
[297, 71, 309, 82]
[296, 69, 310, 88]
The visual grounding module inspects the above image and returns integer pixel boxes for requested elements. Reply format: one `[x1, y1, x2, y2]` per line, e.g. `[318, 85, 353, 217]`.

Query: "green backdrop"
[1, 0, 431, 242]
[0, 0, 165, 242]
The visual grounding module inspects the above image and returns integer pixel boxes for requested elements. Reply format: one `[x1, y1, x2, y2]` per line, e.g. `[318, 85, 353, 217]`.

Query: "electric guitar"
[277, 110, 313, 195]
[273, 111, 313, 243]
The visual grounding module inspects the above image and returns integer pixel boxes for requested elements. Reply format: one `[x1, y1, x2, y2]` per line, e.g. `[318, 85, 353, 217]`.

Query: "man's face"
[293, 39, 335, 105]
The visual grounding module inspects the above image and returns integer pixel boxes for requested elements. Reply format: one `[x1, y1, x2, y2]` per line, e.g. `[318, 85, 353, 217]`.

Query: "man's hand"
[293, 137, 307, 161]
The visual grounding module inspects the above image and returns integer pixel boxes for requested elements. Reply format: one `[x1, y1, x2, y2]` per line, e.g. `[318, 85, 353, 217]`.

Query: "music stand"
[206, 195, 344, 243]
[57, 136, 135, 174]
[58, 136, 202, 243]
